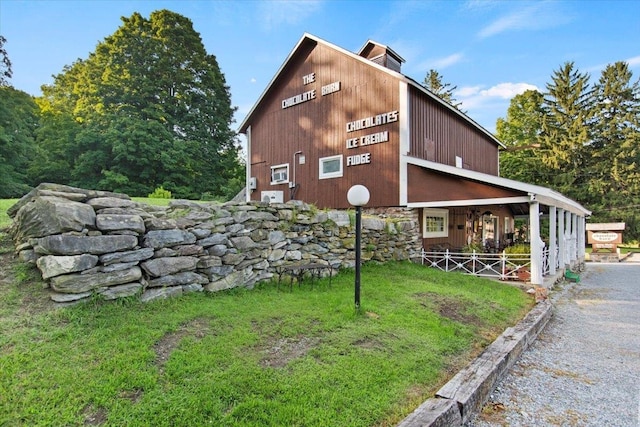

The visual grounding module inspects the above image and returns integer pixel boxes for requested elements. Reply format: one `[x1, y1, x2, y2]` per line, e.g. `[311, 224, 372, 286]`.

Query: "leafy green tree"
[32, 10, 241, 199]
[587, 62, 640, 238]
[0, 87, 38, 197]
[0, 35, 12, 86]
[422, 69, 463, 111]
[29, 62, 85, 185]
[539, 62, 592, 199]
[496, 89, 547, 183]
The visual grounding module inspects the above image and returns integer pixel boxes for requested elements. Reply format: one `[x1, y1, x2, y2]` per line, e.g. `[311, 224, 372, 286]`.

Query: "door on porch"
[482, 214, 498, 252]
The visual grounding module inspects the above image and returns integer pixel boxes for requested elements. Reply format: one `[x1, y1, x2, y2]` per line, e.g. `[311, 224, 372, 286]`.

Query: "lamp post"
[347, 185, 370, 310]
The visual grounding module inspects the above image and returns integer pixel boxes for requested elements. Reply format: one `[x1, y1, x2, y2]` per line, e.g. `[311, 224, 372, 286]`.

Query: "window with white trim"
[423, 208, 449, 238]
[270, 163, 289, 185]
[319, 155, 343, 179]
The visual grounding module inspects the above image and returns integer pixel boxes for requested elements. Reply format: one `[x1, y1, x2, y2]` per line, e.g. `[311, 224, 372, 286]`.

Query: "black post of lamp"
[347, 185, 370, 310]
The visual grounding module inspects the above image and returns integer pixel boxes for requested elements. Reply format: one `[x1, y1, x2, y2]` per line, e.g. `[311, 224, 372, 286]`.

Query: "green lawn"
[0, 199, 19, 229]
[0, 236, 533, 427]
[130, 197, 174, 206]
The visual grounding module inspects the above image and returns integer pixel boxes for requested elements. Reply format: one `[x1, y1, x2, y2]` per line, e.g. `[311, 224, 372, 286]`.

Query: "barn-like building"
[238, 33, 590, 285]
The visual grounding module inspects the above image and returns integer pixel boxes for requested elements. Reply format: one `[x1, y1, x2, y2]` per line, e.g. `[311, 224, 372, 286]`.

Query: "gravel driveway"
[467, 262, 640, 427]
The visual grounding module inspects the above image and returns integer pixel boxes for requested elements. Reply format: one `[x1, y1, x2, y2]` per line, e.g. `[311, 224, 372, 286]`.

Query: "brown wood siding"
[407, 165, 522, 203]
[249, 41, 401, 209]
[408, 85, 499, 175]
[419, 207, 469, 250]
[419, 205, 515, 251]
[359, 44, 386, 61]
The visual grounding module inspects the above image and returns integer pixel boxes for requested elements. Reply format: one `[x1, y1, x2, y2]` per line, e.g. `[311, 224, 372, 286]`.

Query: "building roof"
[238, 33, 505, 149]
[405, 156, 592, 216]
[356, 39, 406, 64]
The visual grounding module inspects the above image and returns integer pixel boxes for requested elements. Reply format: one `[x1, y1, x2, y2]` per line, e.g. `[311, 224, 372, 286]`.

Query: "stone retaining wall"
[8, 183, 421, 304]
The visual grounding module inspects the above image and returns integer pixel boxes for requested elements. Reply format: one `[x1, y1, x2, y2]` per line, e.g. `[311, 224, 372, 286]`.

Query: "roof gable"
[238, 33, 503, 148]
[357, 40, 405, 72]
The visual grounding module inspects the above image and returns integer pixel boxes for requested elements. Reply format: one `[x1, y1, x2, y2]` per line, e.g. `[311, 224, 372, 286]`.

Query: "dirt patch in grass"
[413, 292, 483, 325]
[153, 317, 212, 372]
[251, 317, 321, 368]
[258, 335, 318, 368]
[119, 388, 144, 403]
[0, 230, 56, 316]
[352, 336, 385, 351]
[82, 404, 108, 426]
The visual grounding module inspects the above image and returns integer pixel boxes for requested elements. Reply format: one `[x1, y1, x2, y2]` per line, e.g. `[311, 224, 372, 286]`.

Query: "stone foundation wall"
[8, 184, 421, 304]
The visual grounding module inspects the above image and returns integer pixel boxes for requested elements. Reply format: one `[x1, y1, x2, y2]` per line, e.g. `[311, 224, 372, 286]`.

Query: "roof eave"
[405, 156, 591, 216]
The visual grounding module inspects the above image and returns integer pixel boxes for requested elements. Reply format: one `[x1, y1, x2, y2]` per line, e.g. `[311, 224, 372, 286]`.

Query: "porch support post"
[557, 208, 566, 270]
[564, 209, 571, 268]
[549, 206, 557, 275]
[245, 126, 252, 203]
[529, 201, 543, 285]
[577, 216, 586, 262]
[571, 213, 578, 264]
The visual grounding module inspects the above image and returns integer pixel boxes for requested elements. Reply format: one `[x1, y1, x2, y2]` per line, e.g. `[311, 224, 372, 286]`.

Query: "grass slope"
[0, 230, 532, 427]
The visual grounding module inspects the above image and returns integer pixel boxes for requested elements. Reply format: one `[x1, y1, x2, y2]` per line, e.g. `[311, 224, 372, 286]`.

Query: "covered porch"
[405, 157, 591, 285]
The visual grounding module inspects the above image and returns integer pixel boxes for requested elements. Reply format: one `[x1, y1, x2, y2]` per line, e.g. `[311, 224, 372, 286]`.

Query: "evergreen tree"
[539, 62, 592, 200]
[32, 10, 241, 199]
[588, 62, 640, 237]
[422, 69, 463, 111]
[0, 35, 12, 86]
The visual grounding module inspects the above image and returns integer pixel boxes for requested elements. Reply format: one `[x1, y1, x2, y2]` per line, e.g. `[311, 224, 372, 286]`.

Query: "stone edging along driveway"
[397, 298, 553, 427]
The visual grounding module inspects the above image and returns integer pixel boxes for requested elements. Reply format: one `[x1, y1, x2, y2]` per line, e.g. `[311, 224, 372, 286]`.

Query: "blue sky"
[2, 0, 639, 134]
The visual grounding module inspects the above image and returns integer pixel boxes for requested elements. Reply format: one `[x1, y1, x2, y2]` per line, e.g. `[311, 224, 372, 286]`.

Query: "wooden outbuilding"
[239, 33, 591, 284]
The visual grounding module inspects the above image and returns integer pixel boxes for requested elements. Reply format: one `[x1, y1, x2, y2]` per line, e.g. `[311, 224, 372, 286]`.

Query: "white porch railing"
[542, 246, 550, 276]
[420, 249, 532, 281]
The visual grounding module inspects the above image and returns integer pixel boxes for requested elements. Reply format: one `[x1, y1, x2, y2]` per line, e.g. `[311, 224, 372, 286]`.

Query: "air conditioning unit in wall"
[261, 191, 283, 204]
[272, 171, 287, 183]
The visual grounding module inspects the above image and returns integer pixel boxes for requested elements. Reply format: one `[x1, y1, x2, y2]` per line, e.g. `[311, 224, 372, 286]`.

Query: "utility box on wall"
[248, 177, 257, 190]
[261, 191, 283, 204]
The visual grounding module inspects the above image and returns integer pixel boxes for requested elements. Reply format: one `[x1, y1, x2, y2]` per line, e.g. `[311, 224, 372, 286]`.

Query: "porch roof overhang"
[404, 156, 591, 217]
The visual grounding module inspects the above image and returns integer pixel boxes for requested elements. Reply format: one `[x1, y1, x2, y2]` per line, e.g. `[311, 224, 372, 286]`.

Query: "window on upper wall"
[319, 155, 343, 179]
[270, 163, 289, 185]
[455, 156, 463, 168]
[423, 208, 449, 238]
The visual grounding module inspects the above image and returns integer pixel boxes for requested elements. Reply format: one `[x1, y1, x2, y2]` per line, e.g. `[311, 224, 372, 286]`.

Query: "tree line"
[497, 62, 640, 240]
[424, 64, 640, 241]
[0, 10, 244, 201]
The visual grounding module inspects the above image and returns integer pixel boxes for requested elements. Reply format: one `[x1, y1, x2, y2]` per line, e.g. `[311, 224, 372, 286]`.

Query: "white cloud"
[626, 55, 640, 67]
[431, 53, 464, 69]
[457, 82, 539, 113]
[413, 52, 465, 75]
[588, 56, 640, 73]
[479, 82, 539, 99]
[477, 1, 572, 39]
[258, 0, 323, 30]
[250, 78, 257, 83]
[457, 85, 483, 97]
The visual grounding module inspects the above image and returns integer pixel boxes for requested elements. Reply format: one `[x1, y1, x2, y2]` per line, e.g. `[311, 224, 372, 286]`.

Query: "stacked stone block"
[8, 183, 421, 304]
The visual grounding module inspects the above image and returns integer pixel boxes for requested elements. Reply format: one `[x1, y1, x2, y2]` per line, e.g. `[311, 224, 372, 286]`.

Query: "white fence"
[420, 246, 561, 281]
[420, 249, 533, 281]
